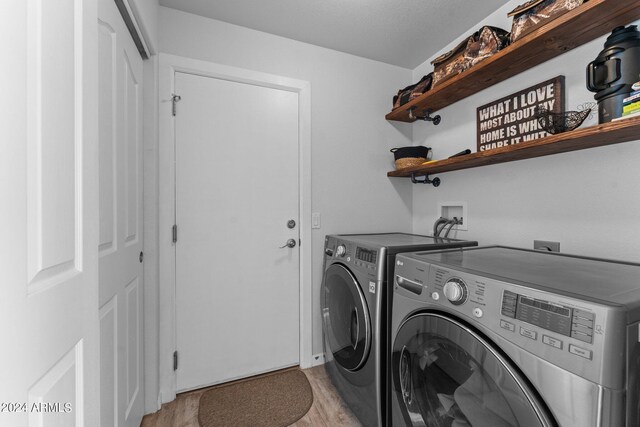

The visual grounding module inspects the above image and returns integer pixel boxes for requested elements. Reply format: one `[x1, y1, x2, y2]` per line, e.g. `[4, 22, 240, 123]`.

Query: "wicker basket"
[395, 157, 427, 170]
[391, 146, 431, 170]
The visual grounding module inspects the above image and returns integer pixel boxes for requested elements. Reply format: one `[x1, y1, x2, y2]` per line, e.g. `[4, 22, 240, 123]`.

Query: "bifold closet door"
[0, 0, 100, 426]
[174, 71, 300, 391]
[97, 0, 144, 425]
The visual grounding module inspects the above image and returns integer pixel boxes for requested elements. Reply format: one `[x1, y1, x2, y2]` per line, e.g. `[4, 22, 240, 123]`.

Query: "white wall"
[410, 2, 640, 263]
[155, 6, 414, 357]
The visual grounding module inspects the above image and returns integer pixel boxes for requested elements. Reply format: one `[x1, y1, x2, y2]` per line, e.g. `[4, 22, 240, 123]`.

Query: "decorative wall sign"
[477, 76, 565, 152]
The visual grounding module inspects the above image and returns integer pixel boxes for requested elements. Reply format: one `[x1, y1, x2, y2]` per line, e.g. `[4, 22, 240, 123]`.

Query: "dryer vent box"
[438, 202, 468, 231]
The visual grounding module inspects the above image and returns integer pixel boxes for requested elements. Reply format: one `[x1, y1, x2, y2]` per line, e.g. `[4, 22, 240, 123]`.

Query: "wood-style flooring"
[140, 366, 362, 427]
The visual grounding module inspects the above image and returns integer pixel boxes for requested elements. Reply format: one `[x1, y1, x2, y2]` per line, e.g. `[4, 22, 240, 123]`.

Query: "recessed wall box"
[437, 202, 468, 231]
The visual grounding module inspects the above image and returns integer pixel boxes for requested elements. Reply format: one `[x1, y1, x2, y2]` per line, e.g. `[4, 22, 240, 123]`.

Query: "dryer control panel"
[356, 246, 378, 264]
[323, 236, 385, 283]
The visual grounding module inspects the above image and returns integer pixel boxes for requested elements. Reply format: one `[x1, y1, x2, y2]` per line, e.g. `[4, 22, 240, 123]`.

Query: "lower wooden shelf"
[387, 117, 640, 179]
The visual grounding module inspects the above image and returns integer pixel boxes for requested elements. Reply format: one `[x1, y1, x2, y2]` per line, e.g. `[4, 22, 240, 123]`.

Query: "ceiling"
[158, 0, 506, 69]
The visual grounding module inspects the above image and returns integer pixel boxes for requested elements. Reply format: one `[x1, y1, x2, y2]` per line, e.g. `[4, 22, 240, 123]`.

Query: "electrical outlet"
[534, 240, 560, 252]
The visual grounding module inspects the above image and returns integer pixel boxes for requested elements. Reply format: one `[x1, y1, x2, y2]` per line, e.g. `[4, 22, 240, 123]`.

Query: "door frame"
[157, 53, 312, 404]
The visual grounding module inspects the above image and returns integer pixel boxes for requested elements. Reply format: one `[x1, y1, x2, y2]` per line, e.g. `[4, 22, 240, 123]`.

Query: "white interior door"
[0, 0, 100, 426]
[174, 71, 300, 391]
[98, 0, 144, 425]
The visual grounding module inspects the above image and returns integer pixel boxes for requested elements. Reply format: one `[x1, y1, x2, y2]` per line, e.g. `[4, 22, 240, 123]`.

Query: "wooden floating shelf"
[386, 0, 640, 123]
[387, 117, 640, 178]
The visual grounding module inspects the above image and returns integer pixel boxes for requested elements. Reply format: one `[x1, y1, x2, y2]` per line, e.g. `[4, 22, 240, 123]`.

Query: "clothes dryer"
[391, 246, 640, 426]
[321, 233, 478, 427]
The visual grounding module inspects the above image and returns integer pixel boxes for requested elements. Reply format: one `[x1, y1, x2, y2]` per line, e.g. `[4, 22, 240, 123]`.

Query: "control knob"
[443, 278, 467, 305]
[335, 245, 347, 257]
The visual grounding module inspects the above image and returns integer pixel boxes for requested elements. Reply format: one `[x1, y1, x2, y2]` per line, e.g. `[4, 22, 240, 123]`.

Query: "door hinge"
[171, 94, 181, 116]
[139, 251, 144, 263]
[172, 224, 178, 243]
[173, 351, 178, 371]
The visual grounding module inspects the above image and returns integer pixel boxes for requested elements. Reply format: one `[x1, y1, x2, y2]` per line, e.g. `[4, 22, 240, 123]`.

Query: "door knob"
[280, 239, 297, 249]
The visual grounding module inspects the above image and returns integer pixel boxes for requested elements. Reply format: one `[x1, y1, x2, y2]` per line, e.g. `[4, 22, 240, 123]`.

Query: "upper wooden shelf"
[387, 117, 640, 178]
[386, 0, 640, 123]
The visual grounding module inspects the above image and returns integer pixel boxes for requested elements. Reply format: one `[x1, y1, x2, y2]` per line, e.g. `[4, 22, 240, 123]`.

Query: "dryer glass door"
[322, 263, 371, 371]
[392, 313, 555, 427]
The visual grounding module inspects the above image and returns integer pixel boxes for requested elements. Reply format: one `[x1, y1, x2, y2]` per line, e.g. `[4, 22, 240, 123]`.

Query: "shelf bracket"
[408, 107, 441, 125]
[411, 173, 441, 187]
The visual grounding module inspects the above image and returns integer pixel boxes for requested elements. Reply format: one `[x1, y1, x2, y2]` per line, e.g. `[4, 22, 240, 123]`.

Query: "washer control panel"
[502, 290, 594, 344]
[443, 278, 468, 305]
[393, 253, 617, 388]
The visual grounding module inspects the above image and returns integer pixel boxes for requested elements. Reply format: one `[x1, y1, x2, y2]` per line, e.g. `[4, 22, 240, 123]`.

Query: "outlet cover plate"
[534, 240, 560, 252]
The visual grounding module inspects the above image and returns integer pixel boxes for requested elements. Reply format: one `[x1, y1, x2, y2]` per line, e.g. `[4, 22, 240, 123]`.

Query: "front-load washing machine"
[321, 233, 478, 427]
[390, 246, 640, 426]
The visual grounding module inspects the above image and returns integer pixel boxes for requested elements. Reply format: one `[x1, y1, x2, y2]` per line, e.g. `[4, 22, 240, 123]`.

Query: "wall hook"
[171, 94, 182, 116]
[408, 107, 441, 125]
[411, 173, 441, 187]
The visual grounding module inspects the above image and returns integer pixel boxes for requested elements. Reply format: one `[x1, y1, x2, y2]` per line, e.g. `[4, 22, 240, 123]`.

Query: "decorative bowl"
[534, 106, 592, 135]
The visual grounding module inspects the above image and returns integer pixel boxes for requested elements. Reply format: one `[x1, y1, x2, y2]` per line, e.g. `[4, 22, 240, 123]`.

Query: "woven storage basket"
[391, 146, 431, 170]
[395, 157, 427, 169]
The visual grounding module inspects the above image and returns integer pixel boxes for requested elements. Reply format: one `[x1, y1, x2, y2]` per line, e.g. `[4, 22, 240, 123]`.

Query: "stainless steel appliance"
[321, 233, 478, 427]
[390, 246, 640, 426]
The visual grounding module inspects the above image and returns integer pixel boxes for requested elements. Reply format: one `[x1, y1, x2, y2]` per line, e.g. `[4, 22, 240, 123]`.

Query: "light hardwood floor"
[141, 366, 362, 427]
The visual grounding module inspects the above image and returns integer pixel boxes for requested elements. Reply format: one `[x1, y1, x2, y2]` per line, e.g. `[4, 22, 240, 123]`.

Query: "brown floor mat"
[198, 368, 314, 427]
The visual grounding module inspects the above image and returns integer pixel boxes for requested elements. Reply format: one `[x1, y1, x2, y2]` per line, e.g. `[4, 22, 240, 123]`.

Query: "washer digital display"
[516, 295, 572, 336]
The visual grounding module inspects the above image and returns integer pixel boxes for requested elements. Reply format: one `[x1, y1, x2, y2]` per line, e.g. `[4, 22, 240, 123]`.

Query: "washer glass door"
[392, 313, 555, 427]
[322, 263, 371, 371]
